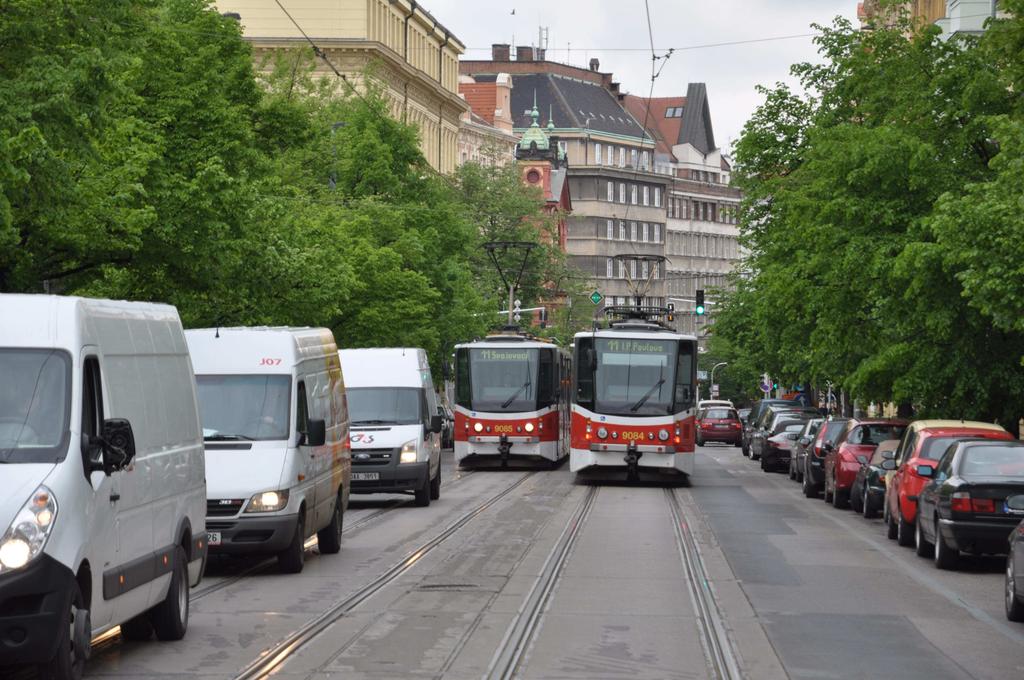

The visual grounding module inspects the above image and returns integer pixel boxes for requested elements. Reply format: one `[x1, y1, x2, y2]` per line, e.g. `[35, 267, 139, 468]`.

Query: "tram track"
[231, 470, 536, 680]
[484, 485, 600, 680]
[664, 487, 742, 680]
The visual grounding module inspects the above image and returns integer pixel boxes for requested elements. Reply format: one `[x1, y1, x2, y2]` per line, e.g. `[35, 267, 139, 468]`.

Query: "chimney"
[517, 45, 535, 61]
[610, 82, 620, 95]
[536, 47, 546, 61]
[589, 58, 600, 72]
[492, 43, 510, 62]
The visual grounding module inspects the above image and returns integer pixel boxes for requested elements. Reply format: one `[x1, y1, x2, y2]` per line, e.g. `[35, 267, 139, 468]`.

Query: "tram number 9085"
[493, 424, 515, 434]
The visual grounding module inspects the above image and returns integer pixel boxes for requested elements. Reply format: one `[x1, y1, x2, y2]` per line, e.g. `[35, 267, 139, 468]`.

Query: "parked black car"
[749, 405, 819, 461]
[1007, 511, 1024, 622]
[789, 418, 823, 483]
[912, 439, 1024, 569]
[801, 417, 850, 498]
[742, 399, 803, 457]
[761, 421, 808, 473]
[850, 439, 899, 518]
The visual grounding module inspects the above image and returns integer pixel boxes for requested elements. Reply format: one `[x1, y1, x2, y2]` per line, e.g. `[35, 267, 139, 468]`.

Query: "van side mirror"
[90, 418, 136, 475]
[303, 419, 327, 447]
[430, 414, 443, 434]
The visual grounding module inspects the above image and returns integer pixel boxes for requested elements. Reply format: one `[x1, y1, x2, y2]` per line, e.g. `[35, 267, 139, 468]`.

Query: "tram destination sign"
[477, 349, 530, 361]
[605, 339, 671, 354]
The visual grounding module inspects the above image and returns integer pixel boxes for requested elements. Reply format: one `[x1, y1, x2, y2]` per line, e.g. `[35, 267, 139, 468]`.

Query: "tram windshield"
[456, 347, 557, 413]
[575, 337, 695, 417]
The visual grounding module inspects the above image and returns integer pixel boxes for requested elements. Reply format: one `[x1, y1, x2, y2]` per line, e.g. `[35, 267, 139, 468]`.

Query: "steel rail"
[664, 488, 743, 680]
[231, 471, 536, 680]
[190, 470, 476, 602]
[484, 485, 600, 680]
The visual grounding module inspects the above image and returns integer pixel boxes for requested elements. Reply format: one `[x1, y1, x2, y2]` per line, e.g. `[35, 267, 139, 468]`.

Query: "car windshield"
[0, 349, 71, 464]
[959, 446, 1024, 477]
[822, 420, 848, 444]
[348, 387, 423, 426]
[704, 408, 736, 420]
[195, 375, 291, 441]
[849, 424, 906, 446]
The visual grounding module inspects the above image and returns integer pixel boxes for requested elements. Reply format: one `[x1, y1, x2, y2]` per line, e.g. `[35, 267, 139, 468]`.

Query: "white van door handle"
[110, 492, 121, 503]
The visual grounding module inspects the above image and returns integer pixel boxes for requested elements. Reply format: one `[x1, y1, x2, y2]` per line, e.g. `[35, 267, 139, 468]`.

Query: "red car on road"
[696, 407, 743, 447]
[884, 420, 1013, 546]
[824, 419, 908, 509]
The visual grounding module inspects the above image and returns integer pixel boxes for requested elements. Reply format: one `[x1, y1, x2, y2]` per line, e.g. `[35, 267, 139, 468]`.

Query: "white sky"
[424, 0, 858, 153]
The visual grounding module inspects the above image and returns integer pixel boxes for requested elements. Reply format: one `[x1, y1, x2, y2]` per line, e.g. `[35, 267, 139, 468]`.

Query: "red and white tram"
[453, 334, 570, 468]
[570, 309, 699, 481]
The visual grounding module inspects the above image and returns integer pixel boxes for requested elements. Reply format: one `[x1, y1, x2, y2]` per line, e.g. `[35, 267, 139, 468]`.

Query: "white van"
[186, 328, 349, 574]
[0, 295, 206, 680]
[339, 348, 442, 506]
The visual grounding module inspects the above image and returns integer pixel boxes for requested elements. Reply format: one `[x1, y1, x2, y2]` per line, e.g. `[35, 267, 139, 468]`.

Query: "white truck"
[339, 348, 442, 506]
[0, 295, 206, 680]
[185, 327, 350, 573]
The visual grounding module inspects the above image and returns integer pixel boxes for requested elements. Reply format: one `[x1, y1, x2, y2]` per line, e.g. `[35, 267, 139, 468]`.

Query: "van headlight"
[400, 440, 419, 464]
[245, 490, 289, 513]
[0, 486, 58, 574]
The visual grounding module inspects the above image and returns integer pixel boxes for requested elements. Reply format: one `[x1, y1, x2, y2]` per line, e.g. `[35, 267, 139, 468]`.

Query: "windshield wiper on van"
[630, 378, 666, 412]
[501, 380, 531, 409]
[204, 434, 254, 441]
[351, 419, 391, 426]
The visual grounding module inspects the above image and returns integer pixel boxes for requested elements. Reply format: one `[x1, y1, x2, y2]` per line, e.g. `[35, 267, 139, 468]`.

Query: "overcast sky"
[424, 0, 858, 153]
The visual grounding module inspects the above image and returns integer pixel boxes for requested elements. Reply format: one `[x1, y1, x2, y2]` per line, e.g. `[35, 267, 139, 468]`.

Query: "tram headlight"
[473, 422, 484, 433]
[524, 422, 535, 433]
[658, 429, 670, 442]
[596, 427, 608, 439]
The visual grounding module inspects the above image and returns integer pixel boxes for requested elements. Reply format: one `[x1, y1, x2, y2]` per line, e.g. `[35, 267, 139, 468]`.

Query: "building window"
[642, 260, 649, 279]
[607, 181, 614, 202]
[628, 222, 635, 241]
[618, 260, 626, 278]
[606, 257, 613, 278]
[631, 185, 638, 204]
[606, 219, 614, 240]
[642, 223, 649, 242]
[558, 141, 567, 157]
[619, 183, 626, 203]
[619, 221, 626, 240]
[681, 200, 687, 219]
[595, 143, 602, 165]
[642, 186, 650, 206]
[630, 260, 637, 279]
[641, 151, 649, 170]
[654, 187, 661, 207]
[630, 149, 638, 168]
[607, 146, 615, 166]
[619, 147, 626, 167]
[654, 223, 661, 243]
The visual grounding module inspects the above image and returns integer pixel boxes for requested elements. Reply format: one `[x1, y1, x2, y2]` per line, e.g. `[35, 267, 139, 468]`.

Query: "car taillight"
[973, 498, 996, 513]
[950, 491, 994, 513]
[731, 422, 742, 429]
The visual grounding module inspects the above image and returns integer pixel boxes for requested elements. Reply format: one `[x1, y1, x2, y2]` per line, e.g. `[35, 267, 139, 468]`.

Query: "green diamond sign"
[589, 290, 604, 305]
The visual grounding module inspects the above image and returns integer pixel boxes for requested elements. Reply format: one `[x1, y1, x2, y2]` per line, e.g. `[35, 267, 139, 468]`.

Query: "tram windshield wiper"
[629, 378, 666, 413]
[501, 380, 531, 409]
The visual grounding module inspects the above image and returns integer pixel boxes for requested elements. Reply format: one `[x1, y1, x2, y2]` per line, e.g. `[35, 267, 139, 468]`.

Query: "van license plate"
[353, 472, 379, 481]
[208, 532, 221, 546]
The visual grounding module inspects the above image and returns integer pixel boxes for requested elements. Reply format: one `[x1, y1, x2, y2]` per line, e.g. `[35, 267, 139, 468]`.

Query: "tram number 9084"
[620, 432, 647, 441]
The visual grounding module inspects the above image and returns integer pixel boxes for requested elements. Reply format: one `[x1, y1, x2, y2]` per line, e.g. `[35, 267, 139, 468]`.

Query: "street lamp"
[710, 362, 728, 399]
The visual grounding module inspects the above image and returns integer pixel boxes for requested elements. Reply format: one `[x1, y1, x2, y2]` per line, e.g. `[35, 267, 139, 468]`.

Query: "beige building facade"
[217, 0, 468, 172]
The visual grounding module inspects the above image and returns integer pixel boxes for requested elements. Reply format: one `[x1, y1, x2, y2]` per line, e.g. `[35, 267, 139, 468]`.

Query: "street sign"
[760, 382, 772, 394]
[697, 370, 708, 381]
[711, 384, 719, 398]
[589, 290, 603, 305]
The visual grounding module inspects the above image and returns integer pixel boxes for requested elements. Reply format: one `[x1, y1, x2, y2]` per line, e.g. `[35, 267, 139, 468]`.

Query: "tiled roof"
[476, 72, 646, 139]
[459, 82, 498, 125]
[623, 95, 685, 155]
[625, 83, 717, 158]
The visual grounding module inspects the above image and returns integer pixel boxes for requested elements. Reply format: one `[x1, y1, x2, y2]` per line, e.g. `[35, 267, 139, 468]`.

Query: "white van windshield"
[195, 375, 291, 441]
[348, 388, 423, 426]
[0, 349, 71, 464]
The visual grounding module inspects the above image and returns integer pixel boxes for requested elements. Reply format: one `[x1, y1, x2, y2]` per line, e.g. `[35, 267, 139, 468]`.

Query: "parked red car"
[696, 407, 743, 446]
[884, 420, 1013, 546]
[824, 419, 908, 509]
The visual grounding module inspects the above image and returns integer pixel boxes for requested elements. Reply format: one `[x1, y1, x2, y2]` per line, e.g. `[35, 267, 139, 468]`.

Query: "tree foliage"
[714, 6, 1024, 428]
[1, 0, 573, 377]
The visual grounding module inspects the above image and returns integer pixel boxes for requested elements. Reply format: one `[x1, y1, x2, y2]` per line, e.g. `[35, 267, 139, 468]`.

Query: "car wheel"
[832, 481, 848, 509]
[886, 505, 898, 540]
[741, 443, 749, 458]
[317, 492, 344, 555]
[278, 513, 306, 574]
[696, 435, 704, 447]
[897, 509, 915, 547]
[862, 487, 876, 519]
[1006, 556, 1024, 622]
[37, 579, 88, 680]
[151, 546, 189, 641]
[914, 518, 932, 557]
[933, 517, 958, 569]
[850, 485, 863, 513]
[414, 469, 431, 507]
[802, 469, 818, 498]
[823, 477, 833, 504]
[788, 458, 796, 480]
[429, 464, 441, 500]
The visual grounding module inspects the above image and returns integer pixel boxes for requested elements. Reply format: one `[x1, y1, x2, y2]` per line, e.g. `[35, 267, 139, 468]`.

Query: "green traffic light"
[772, 382, 778, 389]
[695, 305, 705, 315]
